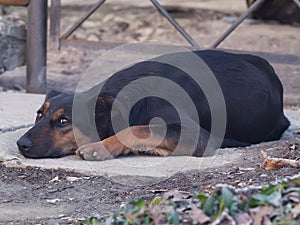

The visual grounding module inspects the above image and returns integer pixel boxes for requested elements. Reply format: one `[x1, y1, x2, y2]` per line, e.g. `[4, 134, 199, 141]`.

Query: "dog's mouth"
[17, 142, 77, 159]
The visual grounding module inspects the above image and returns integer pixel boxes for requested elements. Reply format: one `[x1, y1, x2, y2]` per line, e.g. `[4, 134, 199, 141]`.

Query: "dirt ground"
[0, 0, 300, 224]
[1, 139, 300, 224]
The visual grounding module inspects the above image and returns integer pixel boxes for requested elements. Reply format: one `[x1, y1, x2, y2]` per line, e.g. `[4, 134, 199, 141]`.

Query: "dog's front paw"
[76, 143, 114, 161]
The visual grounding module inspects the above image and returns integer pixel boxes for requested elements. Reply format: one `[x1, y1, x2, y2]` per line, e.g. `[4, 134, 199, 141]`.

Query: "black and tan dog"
[17, 50, 290, 160]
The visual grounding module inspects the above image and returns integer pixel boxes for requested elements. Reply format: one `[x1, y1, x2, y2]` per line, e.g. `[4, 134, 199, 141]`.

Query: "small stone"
[46, 198, 62, 204]
[49, 176, 59, 183]
[87, 33, 100, 42]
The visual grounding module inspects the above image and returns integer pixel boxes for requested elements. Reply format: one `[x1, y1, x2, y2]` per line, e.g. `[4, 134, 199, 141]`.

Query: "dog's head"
[17, 90, 78, 158]
[17, 90, 122, 159]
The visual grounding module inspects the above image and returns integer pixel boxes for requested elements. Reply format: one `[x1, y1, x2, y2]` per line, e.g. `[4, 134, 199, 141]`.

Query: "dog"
[17, 50, 290, 160]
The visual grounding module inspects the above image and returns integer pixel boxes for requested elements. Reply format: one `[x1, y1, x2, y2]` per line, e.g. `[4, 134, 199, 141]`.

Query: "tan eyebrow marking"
[51, 108, 65, 121]
[42, 102, 51, 115]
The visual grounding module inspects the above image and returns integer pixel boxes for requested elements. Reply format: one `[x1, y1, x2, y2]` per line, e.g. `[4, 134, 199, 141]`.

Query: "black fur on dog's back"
[92, 50, 289, 146]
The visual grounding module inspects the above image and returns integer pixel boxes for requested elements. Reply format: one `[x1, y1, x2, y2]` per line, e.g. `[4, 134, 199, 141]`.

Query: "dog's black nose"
[17, 137, 33, 153]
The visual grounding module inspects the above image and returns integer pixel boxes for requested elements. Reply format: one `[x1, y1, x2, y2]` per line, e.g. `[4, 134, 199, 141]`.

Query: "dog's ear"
[45, 90, 63, 101]
[96, 97, 125, 119]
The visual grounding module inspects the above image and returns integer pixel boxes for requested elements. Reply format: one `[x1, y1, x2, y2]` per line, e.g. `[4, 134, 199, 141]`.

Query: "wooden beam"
[0, 0, 29, 6]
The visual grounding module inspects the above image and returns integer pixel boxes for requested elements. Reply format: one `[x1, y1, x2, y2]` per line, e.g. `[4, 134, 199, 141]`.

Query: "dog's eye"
[59, 117, 70, 126]
[36, 111, 43, 120]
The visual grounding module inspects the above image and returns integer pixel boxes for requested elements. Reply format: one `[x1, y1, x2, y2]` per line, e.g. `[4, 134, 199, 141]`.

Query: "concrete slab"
[0, 92, 44, 132]
[0, 93, 299, 185]
[1, 128, 245, 185]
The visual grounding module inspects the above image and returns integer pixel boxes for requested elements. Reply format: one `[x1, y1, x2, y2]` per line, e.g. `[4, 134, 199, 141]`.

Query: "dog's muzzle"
[17, 136, 33, 155]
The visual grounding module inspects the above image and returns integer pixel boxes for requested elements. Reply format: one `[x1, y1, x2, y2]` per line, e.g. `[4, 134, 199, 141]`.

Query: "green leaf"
[203, 195, 215, 215]
[132, 217, 140, 224]
[260, 185, 280, 195]
[168, 210, 180, 225]
[132, 199, 146, 210]
[151, 197, 162, 207]
[249, 188, 282, 208]
[248, 198, 269, 207]
[291, 179, 300, 186]
[144, 215, 151, 225]
[215, 199, 225, 219]
[253, 190, 282, 207]
[272, 222, 299, 225]
[84, 216, 102, 225]
[267, 190, 282, 207]
[283, 187, 300, 194]
[197, 193, 208, 205]
[222, 187, 234, 209]
[123, 203, 131, 215]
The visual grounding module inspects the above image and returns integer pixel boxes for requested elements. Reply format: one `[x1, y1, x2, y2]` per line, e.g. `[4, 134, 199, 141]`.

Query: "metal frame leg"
[149, 0, 200, 48]
[61, 0, 106, 40]
[26, 0, 47, 93]
[60, 0, 200, 48]
[211, 0, 266, 48]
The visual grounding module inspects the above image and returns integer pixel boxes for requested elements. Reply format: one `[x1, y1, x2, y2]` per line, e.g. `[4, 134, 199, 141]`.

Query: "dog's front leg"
[77, 125, 173, 161]
[76, 141, 117, 161]
[76, 133, 126, 161]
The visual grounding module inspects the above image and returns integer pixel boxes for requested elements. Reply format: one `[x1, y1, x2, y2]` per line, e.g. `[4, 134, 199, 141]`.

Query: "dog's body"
[17, 50, 290, 160]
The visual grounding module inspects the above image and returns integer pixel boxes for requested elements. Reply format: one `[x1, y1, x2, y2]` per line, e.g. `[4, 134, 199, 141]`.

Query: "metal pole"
[26, 0, 47, 93]
[211, 0, 265, 48]
[149, 0, 200, 48]
[50, 0, 61, 50]
[61, 0, 106, 40]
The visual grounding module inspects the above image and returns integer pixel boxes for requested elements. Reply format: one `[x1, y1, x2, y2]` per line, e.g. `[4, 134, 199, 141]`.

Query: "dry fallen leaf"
[261, 150, 300, 170]
[204, 184, 212, 193]
[165, 190, 184, 202]
[233, 212, 252, 225]
[211, 208, 235, 225]
[261, 150, 268, 159]
[190, 206, 210, 224]
[249, 206, 274, 225]
[291, 203, 300, 218]
[263, 158, 286, 170]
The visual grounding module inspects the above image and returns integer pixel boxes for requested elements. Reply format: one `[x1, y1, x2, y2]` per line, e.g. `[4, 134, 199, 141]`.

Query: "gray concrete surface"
[0, 92, 299, 184]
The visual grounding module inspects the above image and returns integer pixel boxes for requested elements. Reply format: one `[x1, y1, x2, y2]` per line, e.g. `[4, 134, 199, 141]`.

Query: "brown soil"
[1, 137, 300, 224]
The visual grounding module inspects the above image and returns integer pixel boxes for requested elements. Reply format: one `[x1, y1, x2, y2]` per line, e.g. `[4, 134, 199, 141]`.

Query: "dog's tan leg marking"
[77, 125, 176, 161]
